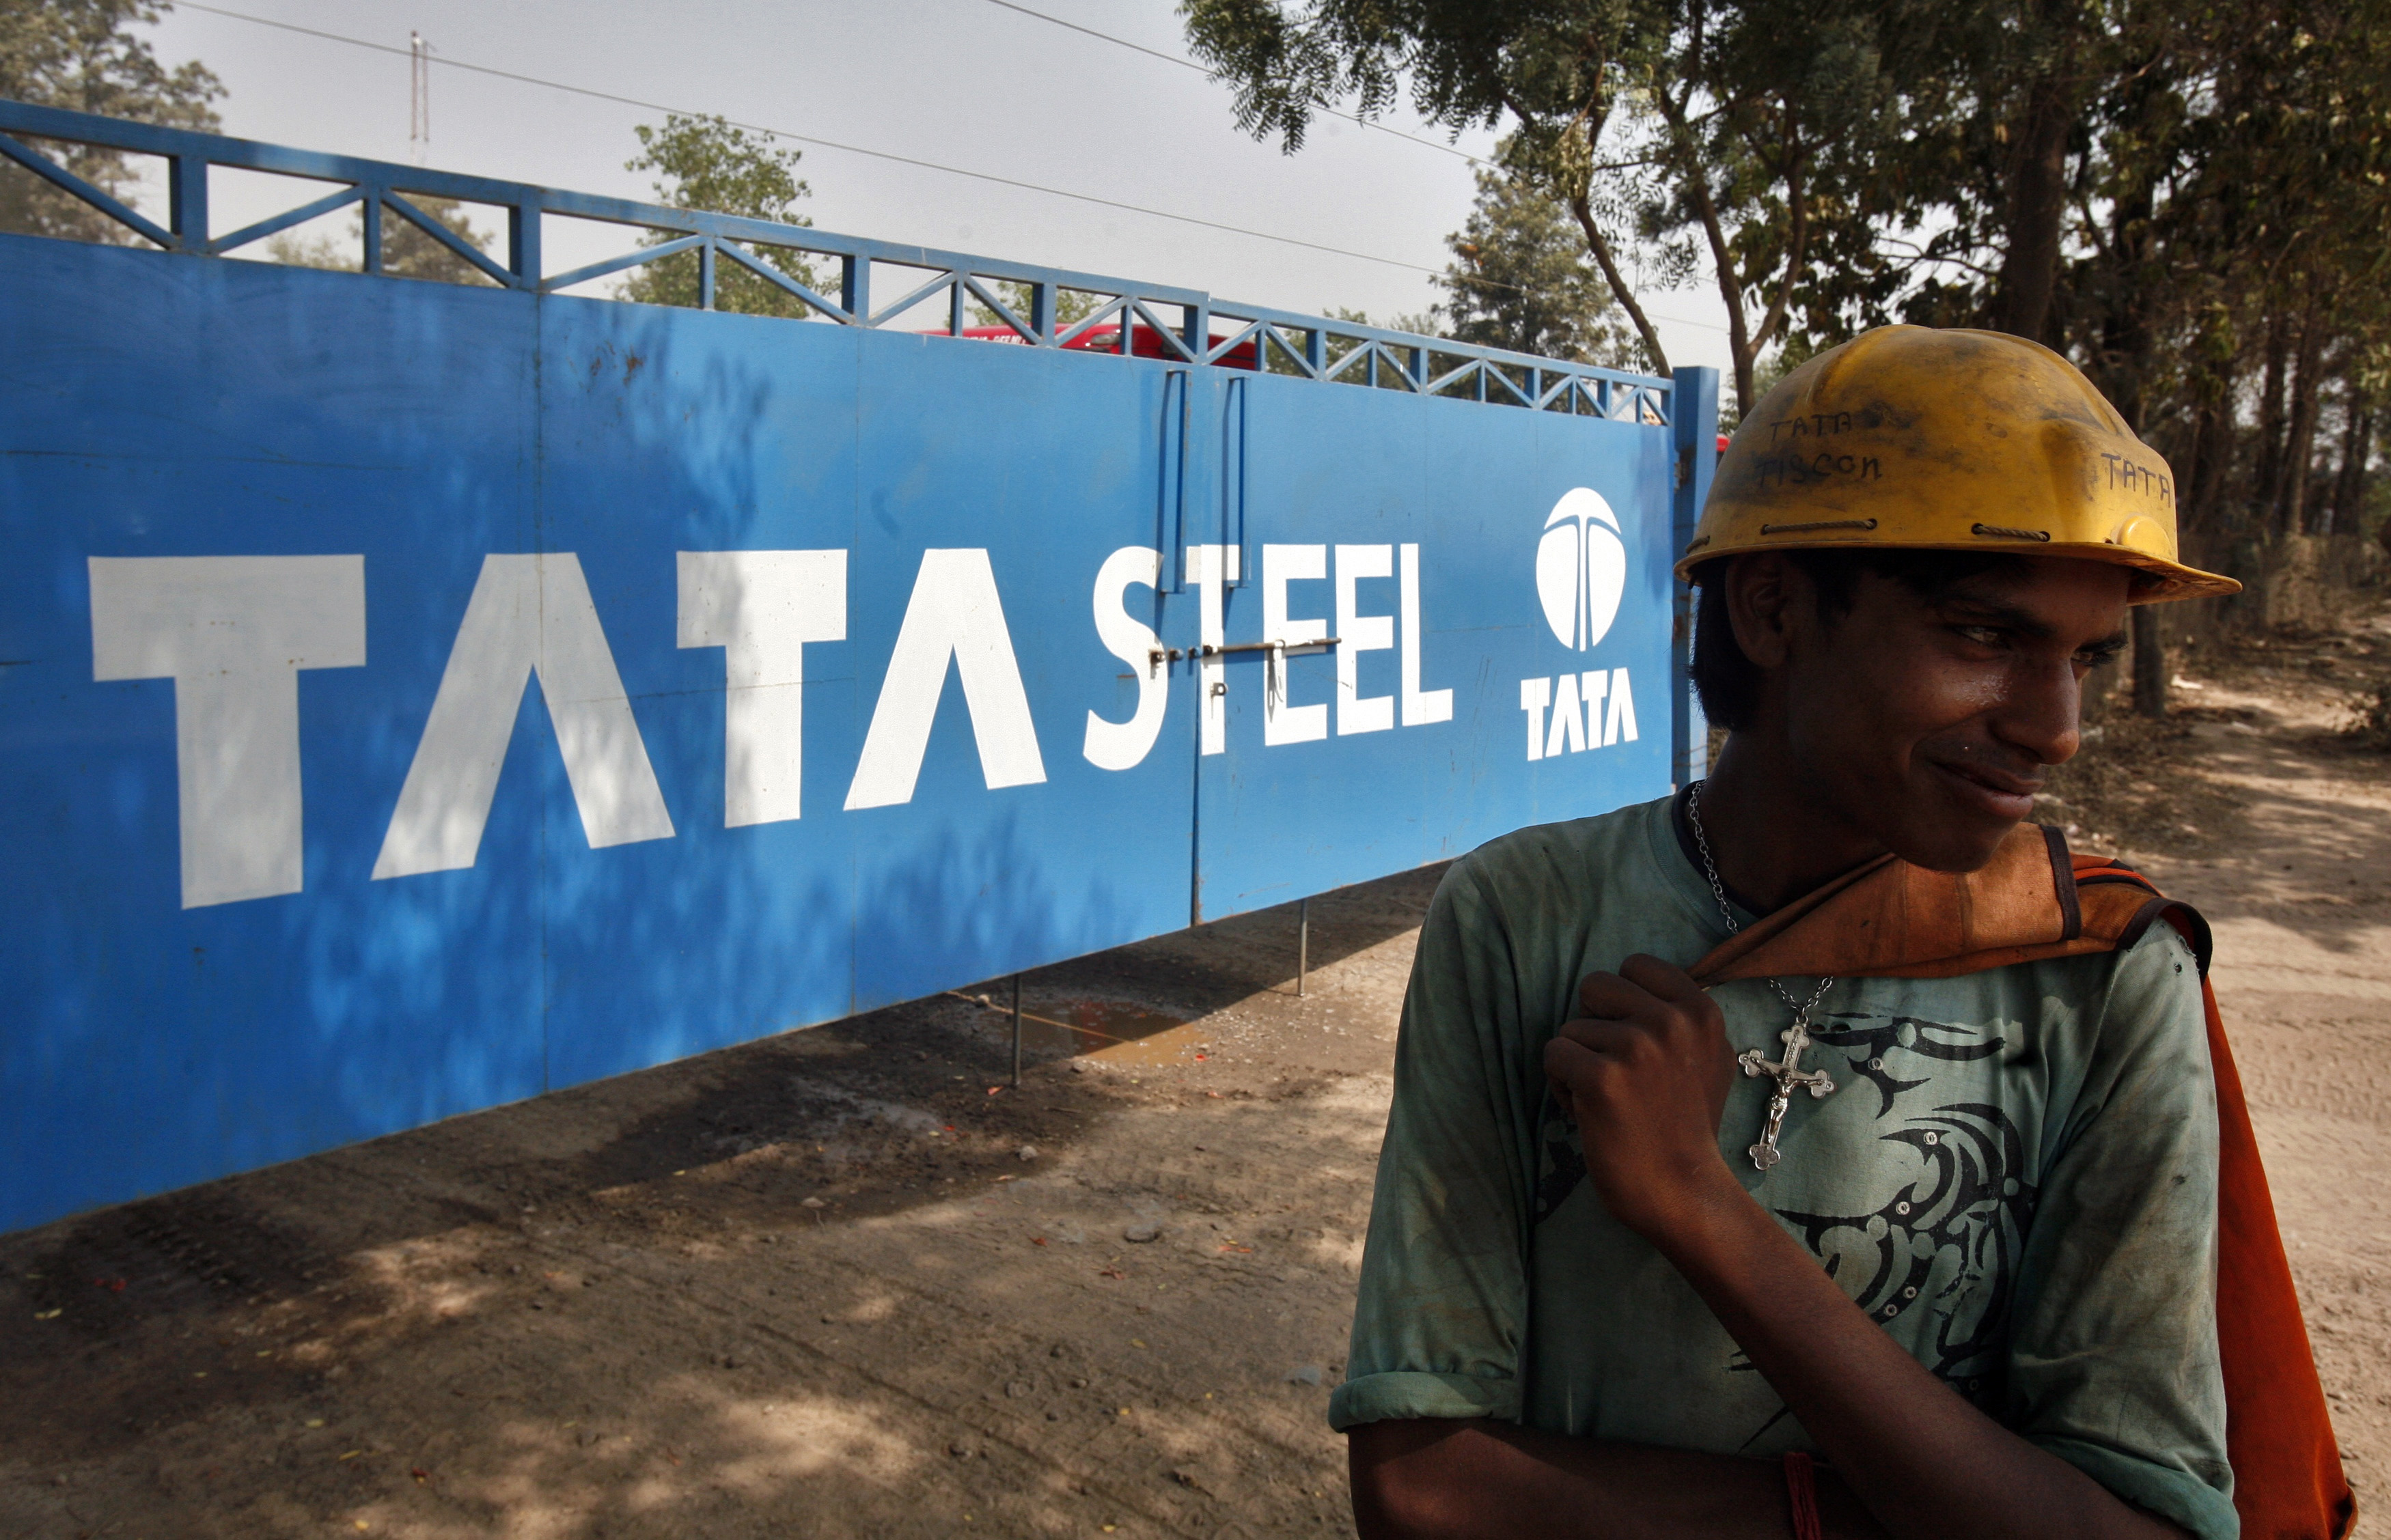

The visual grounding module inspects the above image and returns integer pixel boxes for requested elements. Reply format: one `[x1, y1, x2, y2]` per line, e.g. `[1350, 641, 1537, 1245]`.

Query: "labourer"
[1334, 327, 2353, 1540]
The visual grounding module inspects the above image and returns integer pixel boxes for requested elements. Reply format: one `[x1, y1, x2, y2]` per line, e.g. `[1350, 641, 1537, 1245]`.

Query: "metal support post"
[361, 191, 383, 275]
[1032, 279, 1055, 345]
[1010, 973, 1023, 1087]
[168, 152, 206, 252]
[1297, 898, 1310, 998]
[840, 253, 869, 319]
[1159, 370, 1189, 592]
[1669, 366, 1722, 789]
[509, 201, 541, 290]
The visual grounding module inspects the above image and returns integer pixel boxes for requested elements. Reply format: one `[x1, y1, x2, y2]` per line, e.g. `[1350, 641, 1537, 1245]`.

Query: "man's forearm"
[1349, 1415, 1884, 1540]
[1520, 956, 2201, 1540]
[1350, 1419, 1888, 1540]
[1653, 1178, 2187, 1540]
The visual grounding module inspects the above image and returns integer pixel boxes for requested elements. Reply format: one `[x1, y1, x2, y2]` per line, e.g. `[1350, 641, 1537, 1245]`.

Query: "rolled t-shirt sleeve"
[2007, 924, 2237, 1540]
[1331, 858, 1545, 1431]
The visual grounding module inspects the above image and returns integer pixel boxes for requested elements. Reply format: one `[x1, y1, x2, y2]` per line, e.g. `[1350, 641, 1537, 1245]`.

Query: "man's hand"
[1526, 960, 2189, 1540]
[1542, 955, 1741, 1241]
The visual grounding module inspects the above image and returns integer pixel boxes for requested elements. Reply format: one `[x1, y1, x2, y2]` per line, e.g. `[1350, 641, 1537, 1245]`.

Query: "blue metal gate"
[0, 102, 1717, 1233]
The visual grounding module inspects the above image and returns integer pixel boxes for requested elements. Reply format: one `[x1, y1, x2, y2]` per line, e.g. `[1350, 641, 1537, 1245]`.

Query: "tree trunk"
[2332, 390, 2375, 537]
[2185, 388, 2234, 535]
[2095, 140, 2155, 432]
[2254, 310, 2292, 529]
[1566, 189, 1669, 378]
[2279, 311, 2328, 535]
[2131, 605, 2167, 717]
[1993, 71, 2077, 342]
[2183, 303, 2239, 536]
[2095, 133, 2166, 715]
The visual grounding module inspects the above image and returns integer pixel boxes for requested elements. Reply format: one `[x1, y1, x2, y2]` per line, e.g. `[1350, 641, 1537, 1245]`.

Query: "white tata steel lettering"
[88, 555, 366, 908]
[86, 488, 1638, 910]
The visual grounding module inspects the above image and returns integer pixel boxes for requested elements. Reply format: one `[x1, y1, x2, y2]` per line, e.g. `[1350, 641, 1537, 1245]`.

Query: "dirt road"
[1, 867, 1437, 1540]
[2, 619, 2382, 1539]
[2044, 615, 2391, 1520]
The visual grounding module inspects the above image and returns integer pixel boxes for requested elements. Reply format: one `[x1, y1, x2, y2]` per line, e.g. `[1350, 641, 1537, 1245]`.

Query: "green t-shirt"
[1331, 793, 2236, 1540]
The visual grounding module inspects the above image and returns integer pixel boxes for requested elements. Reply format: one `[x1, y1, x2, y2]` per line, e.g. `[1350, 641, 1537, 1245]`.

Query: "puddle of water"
[1015, 999, 1209, 1067]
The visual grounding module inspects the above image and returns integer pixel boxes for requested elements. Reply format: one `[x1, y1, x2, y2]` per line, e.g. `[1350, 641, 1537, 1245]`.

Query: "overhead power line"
[172, 1, 1462, 281]
[167, 1, 1730, 334]
[975, 0, 1484, 167]
[965, 1, 1732, 342]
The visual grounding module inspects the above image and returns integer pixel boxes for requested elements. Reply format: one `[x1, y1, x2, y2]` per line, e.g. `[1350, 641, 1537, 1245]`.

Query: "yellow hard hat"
[1678, 325, 2238, 602]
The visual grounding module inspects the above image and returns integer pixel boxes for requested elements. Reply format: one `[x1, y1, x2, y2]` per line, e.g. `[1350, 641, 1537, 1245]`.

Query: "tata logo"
[1535, 488, 1627, 652]
[1521, 488, 1638, 763]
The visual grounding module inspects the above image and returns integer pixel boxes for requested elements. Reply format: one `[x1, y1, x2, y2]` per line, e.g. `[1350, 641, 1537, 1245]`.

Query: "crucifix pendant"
[1737, 1010, 1837, 1172]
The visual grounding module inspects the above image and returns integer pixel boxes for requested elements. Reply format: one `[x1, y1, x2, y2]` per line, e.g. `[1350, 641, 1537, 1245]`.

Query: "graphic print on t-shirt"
[1774, 1100, 2036, 1384]
[1534, 1009, 2038, 1414]
[1809, 1013, 2006, 1115]
[1792, 1013, 2038, 1392]
[1340, 798, 2227, 1532]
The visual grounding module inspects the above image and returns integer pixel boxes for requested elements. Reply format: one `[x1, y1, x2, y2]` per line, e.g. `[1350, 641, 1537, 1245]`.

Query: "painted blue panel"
[0, 239, 547, 1220]
[529, 301, 869, 1089]
[840, 335, 1197, 1010]
[0, 229, 1702, 1235]
[1194, 375, 1676, 914]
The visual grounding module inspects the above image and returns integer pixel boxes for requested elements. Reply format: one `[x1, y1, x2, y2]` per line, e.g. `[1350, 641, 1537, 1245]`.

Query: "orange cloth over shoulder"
[1687, 824, 2355, 1540]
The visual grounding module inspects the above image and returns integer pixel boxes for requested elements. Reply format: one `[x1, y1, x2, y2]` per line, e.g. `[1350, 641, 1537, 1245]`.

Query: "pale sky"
[141, 0, 1733, 376]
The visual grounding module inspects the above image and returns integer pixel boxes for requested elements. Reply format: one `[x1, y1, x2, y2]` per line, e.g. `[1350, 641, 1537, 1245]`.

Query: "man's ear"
[1724, 552, 1807, 671]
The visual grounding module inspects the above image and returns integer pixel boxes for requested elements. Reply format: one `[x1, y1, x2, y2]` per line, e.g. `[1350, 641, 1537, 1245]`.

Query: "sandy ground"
[2044, 611, 2391, 1521]
[2, 615, 2384, 1539]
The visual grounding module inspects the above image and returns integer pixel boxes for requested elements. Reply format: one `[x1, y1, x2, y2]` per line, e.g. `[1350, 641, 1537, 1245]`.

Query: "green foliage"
[0, 0, 221, 244]
[620, 114, 819, 316]
[1746, 333, 1818, 404]
[1178, 0, 1904, 408]
[266, 196, 496, 284]
[1741, 0, 2391, 555]
[1439, 160, 1633, 367]
[1181, 0, 2391, 527]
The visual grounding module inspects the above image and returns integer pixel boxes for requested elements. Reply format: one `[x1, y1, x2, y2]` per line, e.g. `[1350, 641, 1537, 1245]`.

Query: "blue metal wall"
[0, 199, 1709, 1236]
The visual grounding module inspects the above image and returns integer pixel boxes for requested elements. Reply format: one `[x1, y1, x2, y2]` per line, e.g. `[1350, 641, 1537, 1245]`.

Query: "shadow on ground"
[0, 865, 1441, 1535]
[2047, 619, 2391, 954]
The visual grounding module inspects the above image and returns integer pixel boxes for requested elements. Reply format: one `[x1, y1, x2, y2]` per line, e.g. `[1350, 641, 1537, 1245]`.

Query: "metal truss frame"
[0, 99, 1672, 423]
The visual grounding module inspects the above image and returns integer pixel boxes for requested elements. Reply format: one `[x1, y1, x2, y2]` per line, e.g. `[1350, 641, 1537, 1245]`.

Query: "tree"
[1183, 0, 2391, 720]
[621, 114, 820, 316]
[1439, 158, 1633, 366]
[1178, 0, 1902, 411]
[1981, 0, 2390, 708]
[266, 196, 496, 283]
[0, 0, 221, 244]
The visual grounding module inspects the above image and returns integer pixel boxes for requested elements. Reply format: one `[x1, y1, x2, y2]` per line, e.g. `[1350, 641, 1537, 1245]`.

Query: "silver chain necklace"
[1686, 782, 1838, 1173]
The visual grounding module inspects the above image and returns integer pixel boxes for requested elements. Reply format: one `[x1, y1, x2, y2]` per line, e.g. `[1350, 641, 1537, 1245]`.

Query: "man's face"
[1773, 555, 2133, 871]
